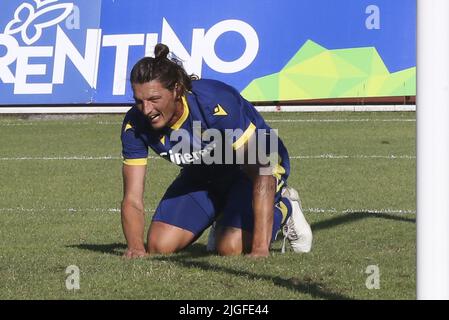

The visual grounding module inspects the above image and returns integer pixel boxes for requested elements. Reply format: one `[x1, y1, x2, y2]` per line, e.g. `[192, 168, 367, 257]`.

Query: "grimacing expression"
[132, 80, 179, 130]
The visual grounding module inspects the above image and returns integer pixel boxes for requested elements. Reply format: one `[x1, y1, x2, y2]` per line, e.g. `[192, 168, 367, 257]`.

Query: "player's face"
[132, 80, 181, 130]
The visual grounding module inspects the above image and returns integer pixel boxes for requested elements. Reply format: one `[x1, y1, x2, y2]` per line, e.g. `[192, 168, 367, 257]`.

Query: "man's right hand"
[123, 248, 148, 259]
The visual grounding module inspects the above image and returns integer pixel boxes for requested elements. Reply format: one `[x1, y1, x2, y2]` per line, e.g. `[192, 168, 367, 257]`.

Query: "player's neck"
[167, 98, 185, 128]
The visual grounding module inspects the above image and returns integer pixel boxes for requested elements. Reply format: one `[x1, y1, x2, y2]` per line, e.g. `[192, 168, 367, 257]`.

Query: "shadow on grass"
[66, 243, 209, 257]
[66, 242, 350, 299]
[152, 255, 351, 300]
[312, 211, 415, 232]
[66, 243, 127, 256]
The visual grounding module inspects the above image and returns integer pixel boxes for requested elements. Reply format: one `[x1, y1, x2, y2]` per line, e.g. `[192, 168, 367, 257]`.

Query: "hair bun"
[154, 43, 170, 60]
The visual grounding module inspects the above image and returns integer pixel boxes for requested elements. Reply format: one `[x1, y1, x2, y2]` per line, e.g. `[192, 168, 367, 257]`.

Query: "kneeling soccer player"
[120, 44, 312, 258]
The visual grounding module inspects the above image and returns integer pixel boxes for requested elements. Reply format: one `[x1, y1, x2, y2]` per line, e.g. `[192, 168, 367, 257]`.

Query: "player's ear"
[174, 83, 183, 100]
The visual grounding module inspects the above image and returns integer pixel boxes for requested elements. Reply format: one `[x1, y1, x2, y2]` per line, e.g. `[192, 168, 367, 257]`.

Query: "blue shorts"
[152, 166, 290, 240]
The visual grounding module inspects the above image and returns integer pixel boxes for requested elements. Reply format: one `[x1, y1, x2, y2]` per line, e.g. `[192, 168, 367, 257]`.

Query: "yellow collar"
[170, 96, 190, 130]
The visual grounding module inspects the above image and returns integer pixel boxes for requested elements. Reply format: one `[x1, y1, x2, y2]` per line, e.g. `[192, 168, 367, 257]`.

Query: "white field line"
[0, 207, 416, 215]
[0, 154, 416, 161]
[265, 119, 415, 123]
[0, 105, 416, 114]
[0, 156, 119, 161]
[290, 154, 416, 160]
[0, 121, 122, 126]
[0, 207, 122, 213]
[305, 208, 416, 215]
[0, 118, 416, 126]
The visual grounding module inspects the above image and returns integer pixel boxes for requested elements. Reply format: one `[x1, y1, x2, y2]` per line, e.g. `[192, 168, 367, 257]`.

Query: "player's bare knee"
[147, 232, 178, 254]
[147, 239, 177, 254]
[216, 241, 242, 256]
[216, 229, 243, 256]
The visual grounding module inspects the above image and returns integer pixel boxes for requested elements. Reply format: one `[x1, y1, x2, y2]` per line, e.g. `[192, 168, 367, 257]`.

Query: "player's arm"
[121, 162, 148, 258]
[212, 82, 275, 257]
[241, 162, 276, 258]
[120, 113, 149, 258]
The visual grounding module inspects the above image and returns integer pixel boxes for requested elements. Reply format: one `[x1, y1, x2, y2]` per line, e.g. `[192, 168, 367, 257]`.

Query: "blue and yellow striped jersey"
[121, 79, 290, 182]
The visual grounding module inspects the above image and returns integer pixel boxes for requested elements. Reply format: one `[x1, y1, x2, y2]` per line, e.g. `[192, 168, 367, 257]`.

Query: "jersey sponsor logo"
[159, 143, 216, 166]
[156, 121, 281, 174]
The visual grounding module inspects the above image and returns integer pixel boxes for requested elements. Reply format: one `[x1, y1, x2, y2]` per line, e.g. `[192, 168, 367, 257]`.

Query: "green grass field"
[0, 111, 416, 300]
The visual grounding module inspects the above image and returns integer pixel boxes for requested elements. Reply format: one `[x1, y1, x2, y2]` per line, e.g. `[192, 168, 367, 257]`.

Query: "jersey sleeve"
[121, 110, 149, 166]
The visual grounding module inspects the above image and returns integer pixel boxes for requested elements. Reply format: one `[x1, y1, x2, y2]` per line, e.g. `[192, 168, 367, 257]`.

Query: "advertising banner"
[0, 0, 416, 105]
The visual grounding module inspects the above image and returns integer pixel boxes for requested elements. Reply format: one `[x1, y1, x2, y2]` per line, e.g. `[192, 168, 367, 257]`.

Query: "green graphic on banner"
[241, 40, 416, 101]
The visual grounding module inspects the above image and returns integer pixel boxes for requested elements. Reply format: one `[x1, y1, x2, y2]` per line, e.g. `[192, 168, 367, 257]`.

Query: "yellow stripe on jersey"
[232, 122, 256, 150]
[267, 153, 287, 192]
[272, 162, 286, 180]
[278, 200, 289, 225]
[123, 158, 148, 166]
[170, 96, 190, 130]
[276, 179, 285, 193]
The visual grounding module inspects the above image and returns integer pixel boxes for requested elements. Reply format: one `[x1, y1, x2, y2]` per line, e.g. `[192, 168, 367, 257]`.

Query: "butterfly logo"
[4, 0, 74, 45]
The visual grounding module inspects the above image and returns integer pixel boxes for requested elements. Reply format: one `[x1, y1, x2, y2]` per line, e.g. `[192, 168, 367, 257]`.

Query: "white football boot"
[281, 186, 313, 253]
